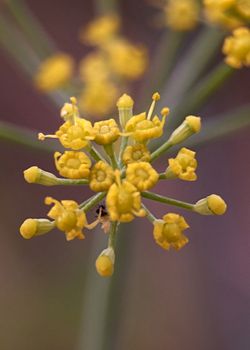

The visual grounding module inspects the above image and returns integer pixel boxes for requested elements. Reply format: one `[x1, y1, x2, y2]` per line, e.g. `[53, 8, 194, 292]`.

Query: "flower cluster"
[34, 14, 147, 117]
[20, 93, 227, 277]
[203, 0, 250, 29]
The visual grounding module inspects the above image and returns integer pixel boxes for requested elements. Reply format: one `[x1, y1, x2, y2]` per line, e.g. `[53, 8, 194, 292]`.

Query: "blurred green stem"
[94, 0, 118, 14]
[160, 27, 225, 110]
[171, 63, 234, 122]
[6, 0, 56, 58]
[138, 30, 184, 107]
[0, 121, 56, 152]
[183, 104, 250, 149]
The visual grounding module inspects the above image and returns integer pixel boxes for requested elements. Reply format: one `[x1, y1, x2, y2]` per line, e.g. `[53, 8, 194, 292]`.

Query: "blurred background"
[0, 0, 250, 349]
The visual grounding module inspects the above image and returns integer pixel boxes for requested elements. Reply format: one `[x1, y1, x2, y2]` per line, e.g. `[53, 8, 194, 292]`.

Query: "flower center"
[133, 150, 142, 160]
[135, 168, 148, 180]
[96, 170, 106, 181]
[66, 158, 81, 169]
[100, 125, 110, 134]
[163, 223, 181, 242]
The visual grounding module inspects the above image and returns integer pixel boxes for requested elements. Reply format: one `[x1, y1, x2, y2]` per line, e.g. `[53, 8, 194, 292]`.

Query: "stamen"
[161, 107, 170, 117]
[147, 92, 160, 120]
[38, 132, 58, 141]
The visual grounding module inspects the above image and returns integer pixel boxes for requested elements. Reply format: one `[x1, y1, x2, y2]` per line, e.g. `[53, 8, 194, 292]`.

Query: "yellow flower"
[153, 213, 189, 250]
[89, 161, 115, 192]
[223, 27, 250, 68]
[93, 119, 120, 145]
[56, 118, 95, 150]
[79, 51, 110, 82]
[45, 197, 87, 241]
[106, 171, 146, 222]
[60, 97, 79, 122]
[54, 151, 91, 179]
[20, 218, 55, 239]
[104, 39, 148, 79]
[168, 115, 201, 145]
[237, 0, 250, 18]
[80, 14, 120, 46]
[166, 148, 197, 181]
[125, 112, 166, 142]
[194, 194, 227, 215]
[122, 144, 151, 165]
[164, 0, 200, 31]
[79, 80, 120, 117]
[34, 53, 74, 91]
[126, 162, 159, 191]
[124, 93, 169, 142]
[203, 0, 249, 29]
[95, 247, 115, 277]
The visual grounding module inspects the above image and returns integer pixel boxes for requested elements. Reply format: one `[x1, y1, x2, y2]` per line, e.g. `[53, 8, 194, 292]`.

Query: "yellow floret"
[223, 27, 250, 68]
[79, 51, 110, 82]
[89, 161, 115, 192]
[122, 144, 151, 165]
[203, 0, 249, 29]
[79, 80, 120, 117]
[166, 148, 197, 181]
[153, 213, 189, 250]
[54, 151, 91, 179]
[164, 0, 200, 31]
[34, 53, 74, 91]
[56, 118, 95, 150]
[125, 112, 166, 142]
[45, 197, 87, 241]
[126, 162, 159, 191]
[106, 171, 146, 222]
[93, 119, 120, 145]
[80, 14, 120, 46]
[104, 39, 148, 79]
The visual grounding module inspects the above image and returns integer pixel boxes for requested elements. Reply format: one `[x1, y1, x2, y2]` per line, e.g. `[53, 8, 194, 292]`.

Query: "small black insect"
[96, 204, 108, 217]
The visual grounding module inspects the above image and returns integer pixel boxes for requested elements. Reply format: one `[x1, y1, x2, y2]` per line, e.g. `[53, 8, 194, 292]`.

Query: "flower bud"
[117, 93, 134, 130]
[20, 218, 55, 239]
[23, 166, 60, 186]
[168, 115, 201, 145]
[194, 194, 227, 215]
[95, 247, 115, 277]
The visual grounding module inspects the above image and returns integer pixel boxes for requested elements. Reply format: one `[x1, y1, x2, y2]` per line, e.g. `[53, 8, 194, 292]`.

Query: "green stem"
[150, 140, 173, 162]
[88, 145, 106, 162]
[108, 221, 118, 249]
[104, 143, 119, 169]
[6, 0, 56, 58]
[141, 203, 156, 223]
[57, 178, 89, 185]
[80, 192, 106, 211]
[183, 104, 250, 149]
[142, 191, 194, 211]
[118, 136, 128, 167]
[0, 121, 56, 152]
[160, 26, 225, 110]
[94, 0, 118, 14]
[138, 30, 184, 108]
[171, 63, 234, 120]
